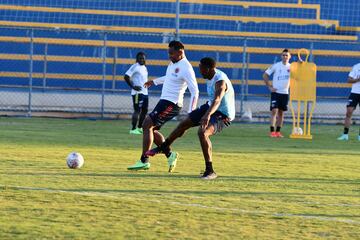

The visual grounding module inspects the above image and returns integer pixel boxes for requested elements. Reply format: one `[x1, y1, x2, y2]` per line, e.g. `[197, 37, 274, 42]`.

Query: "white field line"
[2, 185, 360, 225]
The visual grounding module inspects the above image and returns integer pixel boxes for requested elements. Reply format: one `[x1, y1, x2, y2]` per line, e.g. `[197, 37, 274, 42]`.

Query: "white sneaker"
[337, 134, 349, 141]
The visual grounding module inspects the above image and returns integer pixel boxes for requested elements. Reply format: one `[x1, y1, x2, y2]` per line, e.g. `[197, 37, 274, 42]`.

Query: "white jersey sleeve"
[349, 63, 360, 94]
[265, 64, 275, 76]
[349, 64, 360, 79]
[125, 64, 138, 78]
[153, 76, 166, 85]
[183, 67, 199, 112]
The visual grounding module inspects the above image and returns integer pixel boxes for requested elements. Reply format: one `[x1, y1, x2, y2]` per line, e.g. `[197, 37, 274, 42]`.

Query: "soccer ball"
[292, 127, 303, 135]
[66, 152, 84, 169]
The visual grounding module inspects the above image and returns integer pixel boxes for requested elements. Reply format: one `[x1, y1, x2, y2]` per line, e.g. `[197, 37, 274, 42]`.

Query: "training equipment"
[66, 152, 84, 169]
[127, 160, 150, 170]
[289, 48, 317, 139]
[292, 127, 303, 135]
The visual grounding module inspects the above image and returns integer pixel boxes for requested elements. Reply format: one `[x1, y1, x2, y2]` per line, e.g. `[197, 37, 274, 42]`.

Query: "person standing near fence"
[263, 49, 291, 138]
[127, 40, 199, 172]
[124, 52, 149, 135]
[337, 62, 360, 141]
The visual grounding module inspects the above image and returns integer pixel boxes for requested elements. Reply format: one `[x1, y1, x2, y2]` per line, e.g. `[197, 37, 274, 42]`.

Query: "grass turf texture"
[0, 117, 359, 239]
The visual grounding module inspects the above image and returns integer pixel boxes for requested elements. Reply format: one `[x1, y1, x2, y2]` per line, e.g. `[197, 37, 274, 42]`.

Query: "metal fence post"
[112, 47, 117, 91]
[175, 0, 180, 40]
[309, 42, 314, 62]
[28, 29, 34, 117]
[245, 52, 250, 101]
[101, 33, 107, 118]
[240, 39, 247, 116]
[43, 43, 48, 91]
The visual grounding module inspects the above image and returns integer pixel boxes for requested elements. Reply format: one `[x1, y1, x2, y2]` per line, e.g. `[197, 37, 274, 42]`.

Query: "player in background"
[337, 62, 360, 141]
[263, 49, 291, 138]
[146, 57, 235, 180]
[124, 52, 148, 135]
[127, 40, 199, 172]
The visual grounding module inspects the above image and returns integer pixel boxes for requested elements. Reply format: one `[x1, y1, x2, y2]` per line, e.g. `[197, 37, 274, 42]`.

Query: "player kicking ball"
[145, 57, 235, 180]
[127, 41, 199, 172]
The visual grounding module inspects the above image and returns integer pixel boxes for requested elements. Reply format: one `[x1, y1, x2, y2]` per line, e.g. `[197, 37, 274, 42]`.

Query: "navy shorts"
[149, 99, 181, 129]
[189, 103, 230, 134]
[132, 94, 148, 112]
[346, 93, 360, 109]
[270, 92, 289, 111]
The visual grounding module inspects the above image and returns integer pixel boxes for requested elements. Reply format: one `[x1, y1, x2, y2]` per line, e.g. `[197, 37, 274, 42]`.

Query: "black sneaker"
[201, 171, 217, 180]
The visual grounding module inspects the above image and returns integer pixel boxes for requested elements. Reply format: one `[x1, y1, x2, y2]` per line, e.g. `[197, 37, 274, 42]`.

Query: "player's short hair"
[136, 52, 146, 58]
[200, 57, 216, 69]
[282, 49, 290, 53]
[168, 40, 185, 51]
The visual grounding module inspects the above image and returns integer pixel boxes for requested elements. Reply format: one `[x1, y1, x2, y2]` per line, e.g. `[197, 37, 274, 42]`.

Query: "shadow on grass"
[1, 171, 359, 185]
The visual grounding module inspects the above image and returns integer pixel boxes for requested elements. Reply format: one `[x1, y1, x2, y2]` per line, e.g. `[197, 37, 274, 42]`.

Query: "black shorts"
[189, 103, 230, 134]
[132, 94, 148, 112]
[149, 99, 181, 129]
[346, 93, 360, 109]
[270, 92, 289, 111]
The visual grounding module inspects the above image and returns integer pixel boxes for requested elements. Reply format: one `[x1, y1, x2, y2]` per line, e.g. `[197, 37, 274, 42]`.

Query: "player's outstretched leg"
[146, 119, 189, 157]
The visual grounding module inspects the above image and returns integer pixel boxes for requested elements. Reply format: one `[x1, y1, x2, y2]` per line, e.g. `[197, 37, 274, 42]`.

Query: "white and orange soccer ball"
[66, 152, 84, 169]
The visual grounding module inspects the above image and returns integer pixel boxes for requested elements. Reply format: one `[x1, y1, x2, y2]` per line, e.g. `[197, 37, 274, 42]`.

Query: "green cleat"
[129, 129, 142, 135]
[337, 134, 349, 141]
[127, 160, 150, 170]
[167, 152, 179, 173]
[136, 128, 143, 134]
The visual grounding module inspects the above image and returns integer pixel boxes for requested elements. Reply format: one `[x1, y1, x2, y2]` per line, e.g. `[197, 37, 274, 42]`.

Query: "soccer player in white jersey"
[263, 49, 291, 138]
[146, 57, 235, 180]
[127, 40, 199, 172]
[337, 62, 360, 141]
[124, 52, 149, 135]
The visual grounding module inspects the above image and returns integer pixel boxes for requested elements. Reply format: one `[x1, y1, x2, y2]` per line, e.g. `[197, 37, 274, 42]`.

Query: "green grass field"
[0, 117, 359, 239]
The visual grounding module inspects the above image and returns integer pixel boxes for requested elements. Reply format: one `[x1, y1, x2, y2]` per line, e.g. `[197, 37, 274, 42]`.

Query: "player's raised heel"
[127, 160, 150, 170]
[145, 147, 162, 157]
[337, 134, 349, 141]
[167, 152, 178, 173]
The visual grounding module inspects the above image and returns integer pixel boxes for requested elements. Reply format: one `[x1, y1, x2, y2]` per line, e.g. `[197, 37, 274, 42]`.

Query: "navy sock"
[141, 155, 149, 163]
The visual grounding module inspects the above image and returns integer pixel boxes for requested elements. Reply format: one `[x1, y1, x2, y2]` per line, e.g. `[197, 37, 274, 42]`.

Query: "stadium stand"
[0, 0, 359, 102]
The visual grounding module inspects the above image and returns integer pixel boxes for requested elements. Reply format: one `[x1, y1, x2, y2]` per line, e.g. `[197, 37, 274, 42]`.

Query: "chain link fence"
[0, 27, 359, 123]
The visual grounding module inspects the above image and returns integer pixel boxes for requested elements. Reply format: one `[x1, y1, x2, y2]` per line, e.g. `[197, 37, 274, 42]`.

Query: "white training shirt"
[125, 63, 148, 95]
[265, 61, 291, 94]
[153, 57, 199, 113]
[349, 63, 360, 94]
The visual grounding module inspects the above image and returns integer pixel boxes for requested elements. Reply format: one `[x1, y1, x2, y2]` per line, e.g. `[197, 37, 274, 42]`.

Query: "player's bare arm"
[347, 76, 360, 84]
[263, 72, 277, 92]
[124, 74, 141, 91]
[201, 80, 227, 129]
